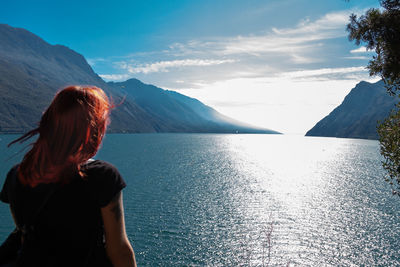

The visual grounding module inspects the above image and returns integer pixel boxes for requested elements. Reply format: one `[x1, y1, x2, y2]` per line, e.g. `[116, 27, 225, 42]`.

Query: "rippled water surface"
[1, 134, 399, 266]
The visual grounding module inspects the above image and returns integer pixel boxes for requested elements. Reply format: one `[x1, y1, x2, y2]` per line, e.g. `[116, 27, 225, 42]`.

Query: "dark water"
[0, 134, 399, 266]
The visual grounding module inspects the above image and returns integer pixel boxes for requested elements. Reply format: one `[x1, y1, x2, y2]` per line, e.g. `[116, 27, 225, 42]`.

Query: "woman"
[0, 86, 136, 267]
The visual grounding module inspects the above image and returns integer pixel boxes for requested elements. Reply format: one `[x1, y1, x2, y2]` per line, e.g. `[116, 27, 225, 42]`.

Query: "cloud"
[272, 11, 350, 36]
[168, 10, 351, 59]
[280, 66, 366, 79]
[350, 46, 368, 53]
[99, 74, 131, 81]
[119, 59, 236, 74]
[87, 57, 106, 66]
[99, 9, 365, 90]
[344, 56, 369, 60]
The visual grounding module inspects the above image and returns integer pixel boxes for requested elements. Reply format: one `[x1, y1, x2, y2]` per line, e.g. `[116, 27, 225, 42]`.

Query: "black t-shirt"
[0, 160, 126, 267]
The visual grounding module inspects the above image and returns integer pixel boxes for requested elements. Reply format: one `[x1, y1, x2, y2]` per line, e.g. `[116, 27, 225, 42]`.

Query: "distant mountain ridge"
[0, 23, 147, 133]
[306, 80, 397, 140]
[0, 24, 278, 134]
[108, 79, 278, 133]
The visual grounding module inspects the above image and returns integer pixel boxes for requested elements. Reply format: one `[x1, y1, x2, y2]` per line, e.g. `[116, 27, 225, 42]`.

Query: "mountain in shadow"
[306, 80, 397, 140]
[108, 78, 279, 133]
[0, 24, 279, 134]
[0, 23, 158, 133]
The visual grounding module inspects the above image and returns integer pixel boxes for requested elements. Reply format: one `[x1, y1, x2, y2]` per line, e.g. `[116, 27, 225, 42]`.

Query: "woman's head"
[11, 86, 112, 186]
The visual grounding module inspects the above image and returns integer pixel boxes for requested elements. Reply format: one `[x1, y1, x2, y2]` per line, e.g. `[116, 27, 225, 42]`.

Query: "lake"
[0, 134, 399, 266]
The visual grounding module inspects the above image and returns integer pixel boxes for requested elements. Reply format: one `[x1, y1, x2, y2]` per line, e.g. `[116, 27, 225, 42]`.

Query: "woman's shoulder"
[6, 164, 19, 178]
[81, 160, 126, 207]
[82, 160, 120, 175]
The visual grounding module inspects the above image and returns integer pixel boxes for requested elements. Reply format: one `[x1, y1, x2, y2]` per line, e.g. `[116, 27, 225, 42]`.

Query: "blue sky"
[2, 0, 381, 134]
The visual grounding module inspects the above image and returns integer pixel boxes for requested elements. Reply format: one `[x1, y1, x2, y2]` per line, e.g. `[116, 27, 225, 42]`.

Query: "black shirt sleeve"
[84, 160, 126, 207]
[0, 165, 19, 204]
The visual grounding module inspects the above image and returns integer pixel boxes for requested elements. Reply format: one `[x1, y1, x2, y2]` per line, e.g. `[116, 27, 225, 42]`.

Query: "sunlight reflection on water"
[219, 135, 399, 266]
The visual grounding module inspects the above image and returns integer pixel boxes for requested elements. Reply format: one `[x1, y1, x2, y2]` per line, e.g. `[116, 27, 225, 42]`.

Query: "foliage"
[377, 101, 400, 195]
[347, 0, 400, 95]
[347, 0, 400, 195]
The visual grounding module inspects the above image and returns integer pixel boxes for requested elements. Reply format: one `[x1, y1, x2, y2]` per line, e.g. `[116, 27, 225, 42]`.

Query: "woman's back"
[1, 160, 126, 267]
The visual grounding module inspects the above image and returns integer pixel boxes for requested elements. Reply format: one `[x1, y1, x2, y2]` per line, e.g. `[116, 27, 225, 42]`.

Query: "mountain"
[306, 80, 397, 139]
[108, 79, 279, 133]
[0, 23, 157, 133]
[0, 24, 278, 134]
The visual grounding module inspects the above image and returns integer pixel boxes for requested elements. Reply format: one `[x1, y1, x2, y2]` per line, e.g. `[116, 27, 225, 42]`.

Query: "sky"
[1, 0, 381, 134]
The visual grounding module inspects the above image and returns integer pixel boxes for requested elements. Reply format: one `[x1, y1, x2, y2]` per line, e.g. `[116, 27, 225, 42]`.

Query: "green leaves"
[377, 101, 400, 195]
[347, 1, 400, 94]
[348, 0, 400, 195]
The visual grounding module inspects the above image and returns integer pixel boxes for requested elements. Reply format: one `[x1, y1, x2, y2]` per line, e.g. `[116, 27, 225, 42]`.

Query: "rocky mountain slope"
[306, 80, 397, 139]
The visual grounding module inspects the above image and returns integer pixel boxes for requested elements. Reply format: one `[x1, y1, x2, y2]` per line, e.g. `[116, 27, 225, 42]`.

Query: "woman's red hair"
[9, 86, 112, 187]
